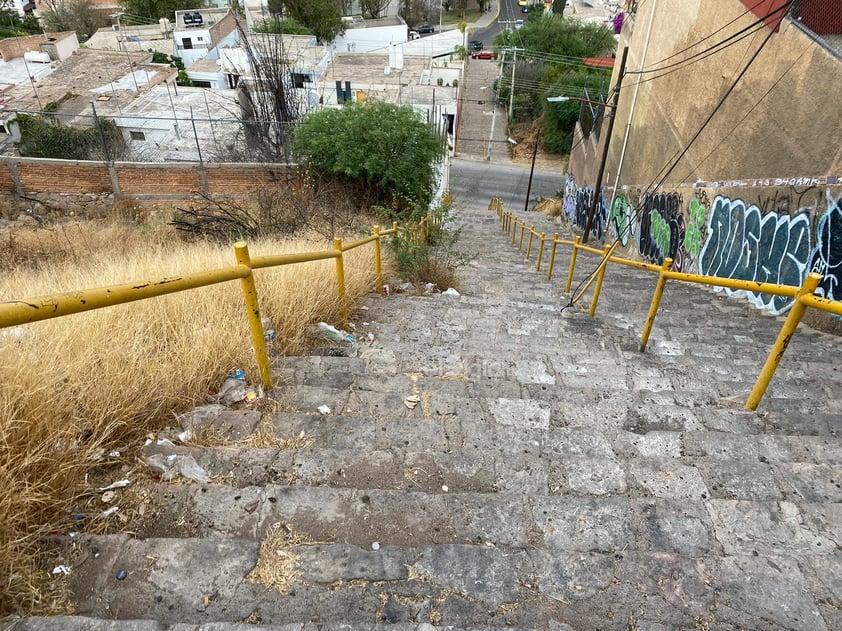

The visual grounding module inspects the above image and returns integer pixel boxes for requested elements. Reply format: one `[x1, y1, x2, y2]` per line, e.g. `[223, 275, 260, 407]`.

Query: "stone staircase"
[9, 201, 841, 631]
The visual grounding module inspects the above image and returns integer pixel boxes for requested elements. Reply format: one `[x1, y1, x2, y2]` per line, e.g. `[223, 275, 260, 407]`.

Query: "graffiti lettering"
[808, 193, 842, 301]
[698, 195, 811, 314]
[684, 198, 706, 262]
[638, 193, 685, 269]
[609, 194, 638, 247]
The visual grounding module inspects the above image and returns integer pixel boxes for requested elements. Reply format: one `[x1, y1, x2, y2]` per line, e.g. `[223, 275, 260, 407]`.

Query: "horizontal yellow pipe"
[606, 256, 663, 273]
[252, 250, 339, 269]
[662, 270, 799, 297]
[0, 265, 249, 329]
[553, 238, 577, 247]
[800, 293, 842, 316]
[574, 243, 606, 256]
[342, 234, 379, 251]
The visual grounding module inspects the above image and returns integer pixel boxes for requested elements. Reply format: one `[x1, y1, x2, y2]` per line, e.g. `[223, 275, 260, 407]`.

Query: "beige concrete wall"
[563, 0, 842, 318]
[603, 0, 842, 191]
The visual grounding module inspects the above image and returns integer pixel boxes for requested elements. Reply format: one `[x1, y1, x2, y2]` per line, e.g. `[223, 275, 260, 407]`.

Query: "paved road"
[451, 158, 564, 214]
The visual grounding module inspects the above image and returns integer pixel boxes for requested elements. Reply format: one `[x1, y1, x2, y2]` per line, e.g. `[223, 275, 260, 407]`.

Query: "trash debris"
[145, 452, 211, 484]
[423, 282, 437, 294]
[367, 333, 375, 344]
[441, 485, 449, 493]
[382, 285, 390, 296]
[115, 570, 127, 581]
[399, 282, 415, 293]
[52, 565, 71, 576]
[101, 491, 118, 504]
[317, 405, 331, 415]
[404, 394, 422, 410]
[100, 506, 120, 519]
[213, 369, 252, 405]
[315, 322, 355, 344]
[371, 542, 381, 551]
[264, 329, 276, 342]
[442, 288, 460, 297]
[0, 326, 32, 346]
[108, 450, 121, 458]
[98, 479, 131, 491]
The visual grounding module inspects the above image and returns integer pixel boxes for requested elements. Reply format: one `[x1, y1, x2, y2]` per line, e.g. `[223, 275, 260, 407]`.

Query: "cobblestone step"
[60, 535, 839, 629]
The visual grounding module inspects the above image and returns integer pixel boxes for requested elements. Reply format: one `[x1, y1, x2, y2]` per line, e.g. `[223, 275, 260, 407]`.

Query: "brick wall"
[206, 165, 298, 196]
[0, 157, 301, 199]
[0, 163, 15, 192]
[115, 163, 205, 197]
[17, 162, 112, 193]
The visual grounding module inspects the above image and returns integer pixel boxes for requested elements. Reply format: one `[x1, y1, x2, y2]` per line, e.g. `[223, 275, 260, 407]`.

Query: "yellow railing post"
[334, 236, 348, 328]
[565, 236, 581, 293]
[547, 233, 559, 280]
[589, 245, 614, 317]
[639, 257, 674, 352]
[233, 242, 273, 391]
[536, 232, 546, 271]
[525, 225, 535, 260]
[518, 223, 526, 250]
[373, 225, 382, 295]
[746, 272, 822, 410]
[512, 218, 518, 244]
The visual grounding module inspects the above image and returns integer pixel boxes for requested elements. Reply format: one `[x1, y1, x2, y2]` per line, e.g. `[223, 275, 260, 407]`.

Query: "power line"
[563, 1, 794, 310]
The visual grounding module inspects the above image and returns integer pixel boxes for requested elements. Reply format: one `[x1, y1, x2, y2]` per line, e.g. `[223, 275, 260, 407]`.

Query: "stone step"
[143, 408, 842, 500]
[128, 482, 842, 557]
[10, 617, 547, 631]
[60, 535, 838, 630]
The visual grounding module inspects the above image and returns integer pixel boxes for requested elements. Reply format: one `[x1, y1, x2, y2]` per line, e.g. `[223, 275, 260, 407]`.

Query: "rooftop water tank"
[24, 51, 51, 64]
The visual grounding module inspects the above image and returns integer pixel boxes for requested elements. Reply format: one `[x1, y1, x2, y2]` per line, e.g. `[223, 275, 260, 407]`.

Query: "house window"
[192, 80, 212, 88]
[130, 131, 145, 140]
[181, 37, 193, 49]
[291, 73, 312, 88]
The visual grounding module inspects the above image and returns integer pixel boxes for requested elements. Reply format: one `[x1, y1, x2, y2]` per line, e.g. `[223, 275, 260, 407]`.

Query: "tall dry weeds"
[0, 223, 382, 615]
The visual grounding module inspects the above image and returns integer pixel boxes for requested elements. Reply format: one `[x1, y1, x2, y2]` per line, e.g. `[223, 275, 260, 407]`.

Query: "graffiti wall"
[561, 176, 842, 315]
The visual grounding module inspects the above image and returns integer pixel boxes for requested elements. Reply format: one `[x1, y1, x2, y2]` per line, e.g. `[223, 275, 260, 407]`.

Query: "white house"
[173, 8, 238, 68]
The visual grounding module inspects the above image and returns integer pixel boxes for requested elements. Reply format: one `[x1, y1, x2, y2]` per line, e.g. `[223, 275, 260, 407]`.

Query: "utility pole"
[508, 48, 517, 121]
[523, 131, 539, 214]
[582, 45, 628, 243]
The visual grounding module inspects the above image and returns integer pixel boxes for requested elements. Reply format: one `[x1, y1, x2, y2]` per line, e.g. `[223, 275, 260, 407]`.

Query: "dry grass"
[245, 523, 317, 594]
[0, 216, 385, 616]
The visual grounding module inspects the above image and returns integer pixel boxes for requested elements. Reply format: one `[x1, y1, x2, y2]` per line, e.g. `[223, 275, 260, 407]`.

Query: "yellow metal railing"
[0, 220, 406, 392]
[490, 197, 840, 411]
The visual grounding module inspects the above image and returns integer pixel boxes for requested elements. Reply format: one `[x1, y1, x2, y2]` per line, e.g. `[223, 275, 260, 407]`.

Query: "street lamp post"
[546, 46, 628, 243]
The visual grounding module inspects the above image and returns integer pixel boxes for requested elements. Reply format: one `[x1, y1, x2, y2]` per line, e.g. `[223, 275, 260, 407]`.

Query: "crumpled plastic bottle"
[317, 322, 355, 343]
[216, 369, 247, 405]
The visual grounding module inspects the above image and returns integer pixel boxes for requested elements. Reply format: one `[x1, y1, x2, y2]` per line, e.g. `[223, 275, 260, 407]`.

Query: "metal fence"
[791, 0, 842, 57]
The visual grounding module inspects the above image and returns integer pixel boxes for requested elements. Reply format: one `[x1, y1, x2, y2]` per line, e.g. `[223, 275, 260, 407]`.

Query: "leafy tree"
[40, 0, 112, 41]
[266, 0, 344, 43]
[292, 101, 444, 209]
[495, 15, 615, 59]
[399, 0, 433, 25]
[0, 2, 41, 38]
[120, 0, 203, 21]
[254, 17, 312, 35]
[15, 114, 122, 161]
[452, 0, 468, 17]
[359, 0, 390, 19]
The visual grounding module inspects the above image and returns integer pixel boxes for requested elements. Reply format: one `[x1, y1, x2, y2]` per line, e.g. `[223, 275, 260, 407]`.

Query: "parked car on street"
[471, 49, 494, 60]
[408, 29, 420, 40]
[415, 23, 435, 34]
[468, 40, 483, 51]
